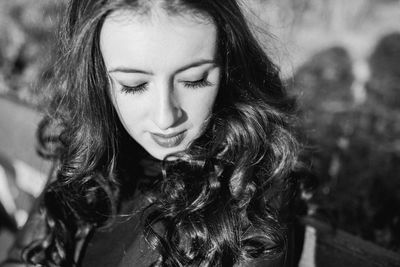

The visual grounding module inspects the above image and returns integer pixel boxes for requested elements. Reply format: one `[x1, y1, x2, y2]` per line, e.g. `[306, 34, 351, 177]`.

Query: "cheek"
[112, 94, 145, 134]
[183, 88, 219, 124]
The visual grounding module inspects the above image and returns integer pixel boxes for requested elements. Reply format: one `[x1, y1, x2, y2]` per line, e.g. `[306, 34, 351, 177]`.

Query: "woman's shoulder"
[79, 190, 158, 267]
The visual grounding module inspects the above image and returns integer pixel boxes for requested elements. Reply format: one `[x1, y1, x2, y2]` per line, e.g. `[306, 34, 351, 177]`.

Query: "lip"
[150, 131, 187, 148]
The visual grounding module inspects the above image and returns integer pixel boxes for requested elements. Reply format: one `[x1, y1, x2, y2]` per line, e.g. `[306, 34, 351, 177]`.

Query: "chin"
[147, 147, 183, 161]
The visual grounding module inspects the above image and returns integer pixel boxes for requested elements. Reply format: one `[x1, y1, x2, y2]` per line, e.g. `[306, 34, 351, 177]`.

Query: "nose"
[152, 80, 182, 130]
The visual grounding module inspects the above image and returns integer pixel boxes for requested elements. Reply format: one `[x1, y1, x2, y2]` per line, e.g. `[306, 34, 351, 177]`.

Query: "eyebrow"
[108, 59, 217, 74]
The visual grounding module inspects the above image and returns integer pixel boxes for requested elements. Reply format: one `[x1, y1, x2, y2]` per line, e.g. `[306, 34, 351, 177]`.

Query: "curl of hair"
[24, 0, 306, 266]
[143, 97, 300, 266]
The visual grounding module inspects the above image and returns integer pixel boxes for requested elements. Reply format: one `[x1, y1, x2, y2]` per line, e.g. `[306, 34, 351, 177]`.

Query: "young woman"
[2, 0, 305, 266]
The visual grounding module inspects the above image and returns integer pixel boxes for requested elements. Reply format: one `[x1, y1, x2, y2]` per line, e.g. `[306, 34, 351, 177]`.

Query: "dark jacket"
[1, 161, 301, 267]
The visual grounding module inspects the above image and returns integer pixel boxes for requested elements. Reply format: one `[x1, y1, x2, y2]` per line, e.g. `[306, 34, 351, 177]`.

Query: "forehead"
[99, 9, 218, 72]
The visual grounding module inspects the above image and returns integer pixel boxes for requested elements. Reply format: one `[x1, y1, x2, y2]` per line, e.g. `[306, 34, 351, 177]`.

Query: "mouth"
[150, 131, 187, 148]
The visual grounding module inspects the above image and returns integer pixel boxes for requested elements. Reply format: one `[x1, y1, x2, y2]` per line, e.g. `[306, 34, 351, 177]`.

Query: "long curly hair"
[23, 0, 305, 266]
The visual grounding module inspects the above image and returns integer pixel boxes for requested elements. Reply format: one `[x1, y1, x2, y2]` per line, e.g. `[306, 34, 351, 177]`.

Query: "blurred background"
[0, 0, 399, 262]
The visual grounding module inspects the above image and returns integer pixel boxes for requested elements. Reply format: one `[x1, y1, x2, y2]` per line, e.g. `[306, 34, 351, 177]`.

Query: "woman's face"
[101, 9, 220, 160]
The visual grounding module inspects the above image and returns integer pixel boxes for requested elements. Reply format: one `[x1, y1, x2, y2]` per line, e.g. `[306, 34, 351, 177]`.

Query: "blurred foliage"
[368, 33, 400, 109]
[0, 0, 399, 253]
[0, 0, 65, 107]
[290, 35, 400, 252]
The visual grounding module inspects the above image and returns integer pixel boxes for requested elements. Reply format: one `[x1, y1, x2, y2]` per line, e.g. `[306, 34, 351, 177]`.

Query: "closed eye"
[183, 78, 212, 89]
[121, 83, 148, 94]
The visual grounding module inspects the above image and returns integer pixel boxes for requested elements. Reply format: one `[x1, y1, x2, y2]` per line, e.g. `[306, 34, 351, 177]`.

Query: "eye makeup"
[183, 78, 213, 89]
[121, 83, 148, 94]
[115, 64, 219, 95]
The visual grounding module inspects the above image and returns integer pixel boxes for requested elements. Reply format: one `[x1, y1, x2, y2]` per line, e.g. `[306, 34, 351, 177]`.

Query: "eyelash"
[121, 78, 212, 94]
[121, 83, 147, 94]
[183, 78, 212, 89]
